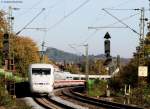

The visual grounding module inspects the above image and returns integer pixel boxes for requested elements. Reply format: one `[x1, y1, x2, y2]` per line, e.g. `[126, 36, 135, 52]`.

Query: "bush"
[108, 77, 123, 93]
[0, 85, 13, 107]
[0, 79, 31, 109]
[143, 85, 150, 106]
[88, 79, 107, 97]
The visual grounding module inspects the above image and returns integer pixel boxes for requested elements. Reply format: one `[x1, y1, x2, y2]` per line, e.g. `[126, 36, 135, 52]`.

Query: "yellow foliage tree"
[0, 10, 44, 77]
[13, 36, 40, 77]
[0, 11, 8, 67]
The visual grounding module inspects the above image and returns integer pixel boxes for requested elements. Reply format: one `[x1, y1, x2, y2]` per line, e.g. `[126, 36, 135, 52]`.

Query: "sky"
[0, 0, 150, 58]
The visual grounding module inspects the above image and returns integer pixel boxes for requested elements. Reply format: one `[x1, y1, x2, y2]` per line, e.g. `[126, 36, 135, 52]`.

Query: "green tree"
[119, 59, 138, 87]
[144, 32, 150, 82]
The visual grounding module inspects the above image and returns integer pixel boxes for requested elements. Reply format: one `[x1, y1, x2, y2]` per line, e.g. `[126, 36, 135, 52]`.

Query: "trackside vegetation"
[87, 79, 107, 97]
[0, 10, 40, 108]
[0, 75, 31, 109]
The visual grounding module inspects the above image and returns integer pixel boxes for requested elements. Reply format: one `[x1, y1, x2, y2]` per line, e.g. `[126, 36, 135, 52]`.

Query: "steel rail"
[62, 86, 143, 109]
[33, 97, 62, 109]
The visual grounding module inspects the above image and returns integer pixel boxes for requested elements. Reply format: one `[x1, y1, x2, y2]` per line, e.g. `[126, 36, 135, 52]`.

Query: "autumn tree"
[0, 10, 53, 77]
[0, 11, 7, 67]
[89, 59, 107, 75]
[13, 36, 40, 77]
[64, 63, 81, 73]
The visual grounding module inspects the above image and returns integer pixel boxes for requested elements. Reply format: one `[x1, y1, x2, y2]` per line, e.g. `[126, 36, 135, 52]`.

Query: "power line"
[16, 0, 44, 18]
[103, 8, 150, 11]
[83, 12, 139, 43]
[48, 0, 90, 31]
[89, 12, 139, 29]
[16, 8, 45, 35]
[103, 8, 141, 11]
[102, 8, 140, 36]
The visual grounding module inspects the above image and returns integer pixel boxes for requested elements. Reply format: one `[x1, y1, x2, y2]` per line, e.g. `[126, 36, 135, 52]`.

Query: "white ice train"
[28, 64, 54, 95]
[54, 71, 111, 81]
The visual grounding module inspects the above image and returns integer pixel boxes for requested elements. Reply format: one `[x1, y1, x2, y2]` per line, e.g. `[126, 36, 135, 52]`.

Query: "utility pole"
[137, 7, 149, 105]
[8, 6, 15, 99]
[84, 44, 89, 81]
[138, 7, 148, 66]
[83, 44, 89, 92]
[2, 1, 21, 99]
[24, 27, 47, 63]
[3, 6, 18, 99]
[8, 6, 15, 72]
[41, 41, 45, 63]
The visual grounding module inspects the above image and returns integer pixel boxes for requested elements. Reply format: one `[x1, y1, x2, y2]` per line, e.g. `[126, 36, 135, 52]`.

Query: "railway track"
[62, 86, 144, 109]
[34, 95, 83, 109]
[34, 97, 62, 109]
[33, 86, 143, 109]
[33, 87, 87, 109]
[55, 88, 98, 109]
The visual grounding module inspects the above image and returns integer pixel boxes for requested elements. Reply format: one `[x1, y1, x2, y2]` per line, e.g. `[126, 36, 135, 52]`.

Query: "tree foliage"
[0, 11, 7, 33]
[0, 11, 7, 67]
[144, 32, 150, 82]
[118, 30, 150, 87]
[0, 10, 42, 77]
[13, 36, 40, 77]
[120, 59, 138, 87]
[89, 59, 107, 75]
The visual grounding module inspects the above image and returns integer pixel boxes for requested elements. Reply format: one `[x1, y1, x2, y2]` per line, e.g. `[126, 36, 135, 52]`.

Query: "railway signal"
[104, 32, 111, 58]
[103, 32, 113, 75]
[104, 32, 112, 62]
[3, 33, 9, 60]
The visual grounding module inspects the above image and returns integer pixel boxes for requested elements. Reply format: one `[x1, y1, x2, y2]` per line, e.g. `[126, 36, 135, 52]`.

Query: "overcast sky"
[0, 0, 150, 58]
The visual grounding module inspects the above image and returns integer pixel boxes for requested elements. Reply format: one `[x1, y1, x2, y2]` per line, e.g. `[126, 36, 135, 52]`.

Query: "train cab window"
[73, 77, 79, 80]
[32, 68, 51, 75]
[81, 77, 85, 80]
[89, 78, 95, 80]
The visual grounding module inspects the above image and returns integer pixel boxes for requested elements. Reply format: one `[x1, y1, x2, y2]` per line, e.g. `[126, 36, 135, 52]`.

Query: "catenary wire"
[82, 12, 140, 44]
[47, 0, 90, 31]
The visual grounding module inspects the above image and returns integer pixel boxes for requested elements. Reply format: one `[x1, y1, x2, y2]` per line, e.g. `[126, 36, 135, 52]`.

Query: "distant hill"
[45, 47, 130, 65]
[46, 47, 80, 62]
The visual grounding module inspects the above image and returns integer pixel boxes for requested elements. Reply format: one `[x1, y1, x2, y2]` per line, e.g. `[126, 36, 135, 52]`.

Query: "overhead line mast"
[1, 0, 22, 98]
[89, 8, 148, 66]
[139, 8, 146, 65]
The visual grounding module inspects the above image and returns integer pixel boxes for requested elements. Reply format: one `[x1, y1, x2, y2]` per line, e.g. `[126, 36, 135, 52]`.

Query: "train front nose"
[32, 83, 53, 94]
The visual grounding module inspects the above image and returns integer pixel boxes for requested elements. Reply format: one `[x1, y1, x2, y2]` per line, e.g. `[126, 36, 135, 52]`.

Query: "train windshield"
[32, 68, 51, 75]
